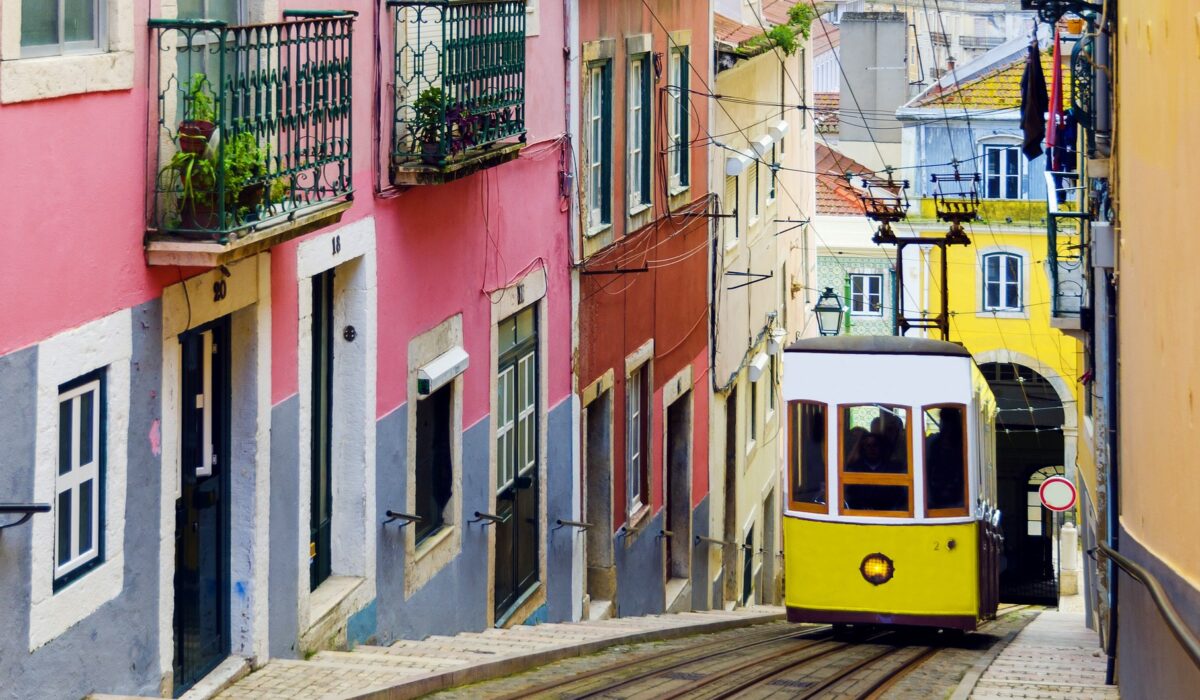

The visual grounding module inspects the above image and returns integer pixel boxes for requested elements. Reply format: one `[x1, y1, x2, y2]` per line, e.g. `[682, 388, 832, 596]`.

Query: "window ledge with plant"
[144, 14, 356, 267]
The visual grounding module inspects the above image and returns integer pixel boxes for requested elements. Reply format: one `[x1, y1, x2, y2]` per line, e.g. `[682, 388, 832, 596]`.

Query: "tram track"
[484, 605, 1034, 699]
[491, 622, 831, 700]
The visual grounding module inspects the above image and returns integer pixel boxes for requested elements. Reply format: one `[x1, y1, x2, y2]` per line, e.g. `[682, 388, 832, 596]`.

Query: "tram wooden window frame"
[837, 404, 914, 518]
[922, 403, 970, 518]
[786, 400, 828, 515]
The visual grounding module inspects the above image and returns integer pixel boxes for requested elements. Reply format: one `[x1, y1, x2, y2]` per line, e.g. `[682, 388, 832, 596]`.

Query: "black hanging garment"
[1019, 42, 1048, 161]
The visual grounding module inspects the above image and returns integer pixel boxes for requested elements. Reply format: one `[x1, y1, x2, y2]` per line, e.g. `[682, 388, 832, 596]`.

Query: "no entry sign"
[1039, 476, 1077, 512]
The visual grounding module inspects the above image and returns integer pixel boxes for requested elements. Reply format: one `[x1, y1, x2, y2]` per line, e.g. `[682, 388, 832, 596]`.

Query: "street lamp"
[814, 287, 844, 336]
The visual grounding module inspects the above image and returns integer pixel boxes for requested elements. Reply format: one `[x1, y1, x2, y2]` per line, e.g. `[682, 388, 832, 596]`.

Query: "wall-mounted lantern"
[814, 287, 845, 337]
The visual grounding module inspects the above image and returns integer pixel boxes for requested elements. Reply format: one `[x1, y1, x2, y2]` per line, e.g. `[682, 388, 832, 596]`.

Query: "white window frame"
[982, 143, 1022, 200]
[18, 0, 106, 58]
[982, 252, 1023, 311]
[724, 174, 739, 246]
[767, 145, 778, 205]
[627, 362, 650, 516]
[667, 47, 688, 192]
[749, 376, 759, 445]
[627, 54, 649, 213]
[54, 375, 104, 583]
[29, 310, 130, 651]
[749, 161, 761, 224]
[849, 273, 884, 316]
[587, 62, 611, 232]
[0, 0, 134, 104]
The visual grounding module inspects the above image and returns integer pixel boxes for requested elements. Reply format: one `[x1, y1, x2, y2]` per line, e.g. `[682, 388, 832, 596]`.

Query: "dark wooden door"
[174, 318, 230, 696]
[494, 307, 539, 622]
[310, 269, 334, 590]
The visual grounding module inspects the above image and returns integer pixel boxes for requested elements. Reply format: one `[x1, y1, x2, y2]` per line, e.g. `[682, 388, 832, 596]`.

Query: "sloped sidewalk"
[217, 606, 783, 700]
[965, 609, 1119, 699]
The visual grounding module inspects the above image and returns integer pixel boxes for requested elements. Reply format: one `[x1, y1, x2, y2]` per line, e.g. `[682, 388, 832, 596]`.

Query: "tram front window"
[841, 405, 911, 514]
[924, 405, 967, 514]
[788, 401, 827, 511]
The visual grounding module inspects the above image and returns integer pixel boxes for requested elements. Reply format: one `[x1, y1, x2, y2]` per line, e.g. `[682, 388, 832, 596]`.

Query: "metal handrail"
[382, 510, 423, 526]
[555, 519, 593, 530]
[1092, 542, 1200, 669]
[0, 503, 51, 531]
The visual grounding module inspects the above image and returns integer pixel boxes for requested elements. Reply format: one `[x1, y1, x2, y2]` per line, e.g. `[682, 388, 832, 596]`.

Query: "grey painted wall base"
[1114, 525, 1200, 699]
[690, 496, 710, 611]
[613, 510, 665, 618]
[268, 396, 301, 659]
[0, 301, 165, 699]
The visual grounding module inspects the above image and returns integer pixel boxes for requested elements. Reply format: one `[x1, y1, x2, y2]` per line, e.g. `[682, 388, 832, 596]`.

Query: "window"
[767, 146, 778, 204]
[788, 402, 827, 513]
[768, 357, 777, 415]
[668, 47, 690, 191]
[587, 61, 613, 230]
[983, 253, 1022, 311]
[415, 384, 453, 544]
[627, 54, 652, 212]
[749, 161, 761, 222]
[849, 273, 884, 316]
[741, 523, 755, 605]
[749, 378, 759, 443]
[923, 405, 968, 516]
[627, 364, 651, 515]
[982, 144, 1021, 199]
[20, 0, 104, 57]
[840, 404, 912, 515]
[55, 370, 106, 587]
[724, 175, 739, 244]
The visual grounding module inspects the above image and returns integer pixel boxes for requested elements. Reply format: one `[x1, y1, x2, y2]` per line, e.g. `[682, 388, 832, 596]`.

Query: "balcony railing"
[1045, 171, 1089, 327]
[389, 0, 526, 184]
[960, 35, 1004, 50]
[147, 13, 354, 249]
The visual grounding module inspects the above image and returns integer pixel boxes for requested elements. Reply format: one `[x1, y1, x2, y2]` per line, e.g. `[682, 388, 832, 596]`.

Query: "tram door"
[174, 319, 231, 695]
[494, 308, 540, 622]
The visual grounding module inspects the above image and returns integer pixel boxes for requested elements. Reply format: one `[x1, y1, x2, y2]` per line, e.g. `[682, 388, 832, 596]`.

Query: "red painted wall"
[577, 0, 712, 527]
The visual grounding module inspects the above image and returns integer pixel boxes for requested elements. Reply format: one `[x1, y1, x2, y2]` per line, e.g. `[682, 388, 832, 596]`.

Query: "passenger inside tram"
[925, 406, 967, 511]
[843, 405, 910, 512]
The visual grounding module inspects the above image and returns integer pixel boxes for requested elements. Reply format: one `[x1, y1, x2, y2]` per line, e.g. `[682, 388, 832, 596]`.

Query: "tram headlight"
[860, 553, 895, 585]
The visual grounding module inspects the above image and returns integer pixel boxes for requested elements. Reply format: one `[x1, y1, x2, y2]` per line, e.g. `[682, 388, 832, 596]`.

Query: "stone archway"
[976, 353, 1072, 605]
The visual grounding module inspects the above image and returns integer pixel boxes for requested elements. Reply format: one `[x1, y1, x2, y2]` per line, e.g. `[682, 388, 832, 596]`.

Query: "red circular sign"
[1039, 476, 1077, 512]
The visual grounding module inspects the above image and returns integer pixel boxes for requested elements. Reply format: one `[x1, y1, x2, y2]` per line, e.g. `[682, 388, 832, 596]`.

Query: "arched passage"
[978, 360, 1068, 605]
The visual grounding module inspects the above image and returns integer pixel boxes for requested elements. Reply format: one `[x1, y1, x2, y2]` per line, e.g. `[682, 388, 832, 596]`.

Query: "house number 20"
[213, 279, 228, 302]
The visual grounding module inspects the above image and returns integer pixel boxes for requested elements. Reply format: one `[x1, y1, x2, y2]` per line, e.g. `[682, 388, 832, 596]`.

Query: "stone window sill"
[1, 51, 134, 104]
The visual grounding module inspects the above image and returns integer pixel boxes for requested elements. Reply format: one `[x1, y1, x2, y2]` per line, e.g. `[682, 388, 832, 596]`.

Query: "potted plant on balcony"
[160, 147, 218, 233]
[412, 87, 448, 164]
[178, 73, 217, 155]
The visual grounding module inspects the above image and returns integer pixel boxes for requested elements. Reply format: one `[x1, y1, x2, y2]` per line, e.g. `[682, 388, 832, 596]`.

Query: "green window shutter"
[640, 58, 652, 204]
[602, 61, 613, 224]
[680, 48, 690, 187]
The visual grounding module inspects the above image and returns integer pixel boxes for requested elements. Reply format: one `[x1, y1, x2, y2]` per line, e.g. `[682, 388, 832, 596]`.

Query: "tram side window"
[924, 405, 967, 515]
[841, 405, 911, 514]
[788, 401, 827, 512]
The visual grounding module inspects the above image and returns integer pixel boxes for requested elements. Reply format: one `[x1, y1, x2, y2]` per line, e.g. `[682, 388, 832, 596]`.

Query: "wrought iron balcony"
[960, 35, 1004, 51]
[1044, 171, 1089, 329]
[389, 0, 527, 185]
[145, 12, 355, 266]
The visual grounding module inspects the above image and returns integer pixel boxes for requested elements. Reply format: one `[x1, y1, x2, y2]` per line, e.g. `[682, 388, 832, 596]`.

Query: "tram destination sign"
[1039, 476, 1077, 512]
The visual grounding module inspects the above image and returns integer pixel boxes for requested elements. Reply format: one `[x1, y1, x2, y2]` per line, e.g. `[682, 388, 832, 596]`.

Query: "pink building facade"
[0, 1, 574, 696]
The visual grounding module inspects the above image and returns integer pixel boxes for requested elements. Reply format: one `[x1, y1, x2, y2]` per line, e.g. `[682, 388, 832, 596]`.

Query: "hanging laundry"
[1019, 41, 1048, 161]
[1046, 27, 1064, 166]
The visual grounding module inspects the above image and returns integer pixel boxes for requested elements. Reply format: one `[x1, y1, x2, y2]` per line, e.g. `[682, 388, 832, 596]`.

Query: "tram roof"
[785, 335, 973, 358]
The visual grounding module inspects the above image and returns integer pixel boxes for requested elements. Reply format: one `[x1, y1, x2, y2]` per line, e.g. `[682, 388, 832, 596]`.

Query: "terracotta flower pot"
[179, 120, 216, 155]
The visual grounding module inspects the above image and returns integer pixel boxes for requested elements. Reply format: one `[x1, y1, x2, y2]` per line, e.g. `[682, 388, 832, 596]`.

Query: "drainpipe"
[1104, 271, 1120, 685]
[563, 0, 583, 621]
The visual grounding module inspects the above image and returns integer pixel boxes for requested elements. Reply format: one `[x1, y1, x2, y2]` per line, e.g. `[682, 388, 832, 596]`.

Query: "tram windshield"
[924, 405, 967, 513]
[841, 405, 911, 513]
[788, 402, 827, 511]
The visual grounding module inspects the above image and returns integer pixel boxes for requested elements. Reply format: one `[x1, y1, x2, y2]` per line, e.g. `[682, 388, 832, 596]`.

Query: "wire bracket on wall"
[725, 269, 774, 291]
[773, 218, 811, 236]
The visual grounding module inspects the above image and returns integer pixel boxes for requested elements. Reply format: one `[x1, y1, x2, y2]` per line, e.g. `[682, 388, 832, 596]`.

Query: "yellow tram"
[782, 336, 1001, 630]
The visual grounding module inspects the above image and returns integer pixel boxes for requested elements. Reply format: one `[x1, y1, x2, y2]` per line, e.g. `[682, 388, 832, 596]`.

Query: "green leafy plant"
[185, 72, 216, 123]
[412, 87, 447, 155]
[740, 4, 818, 57]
